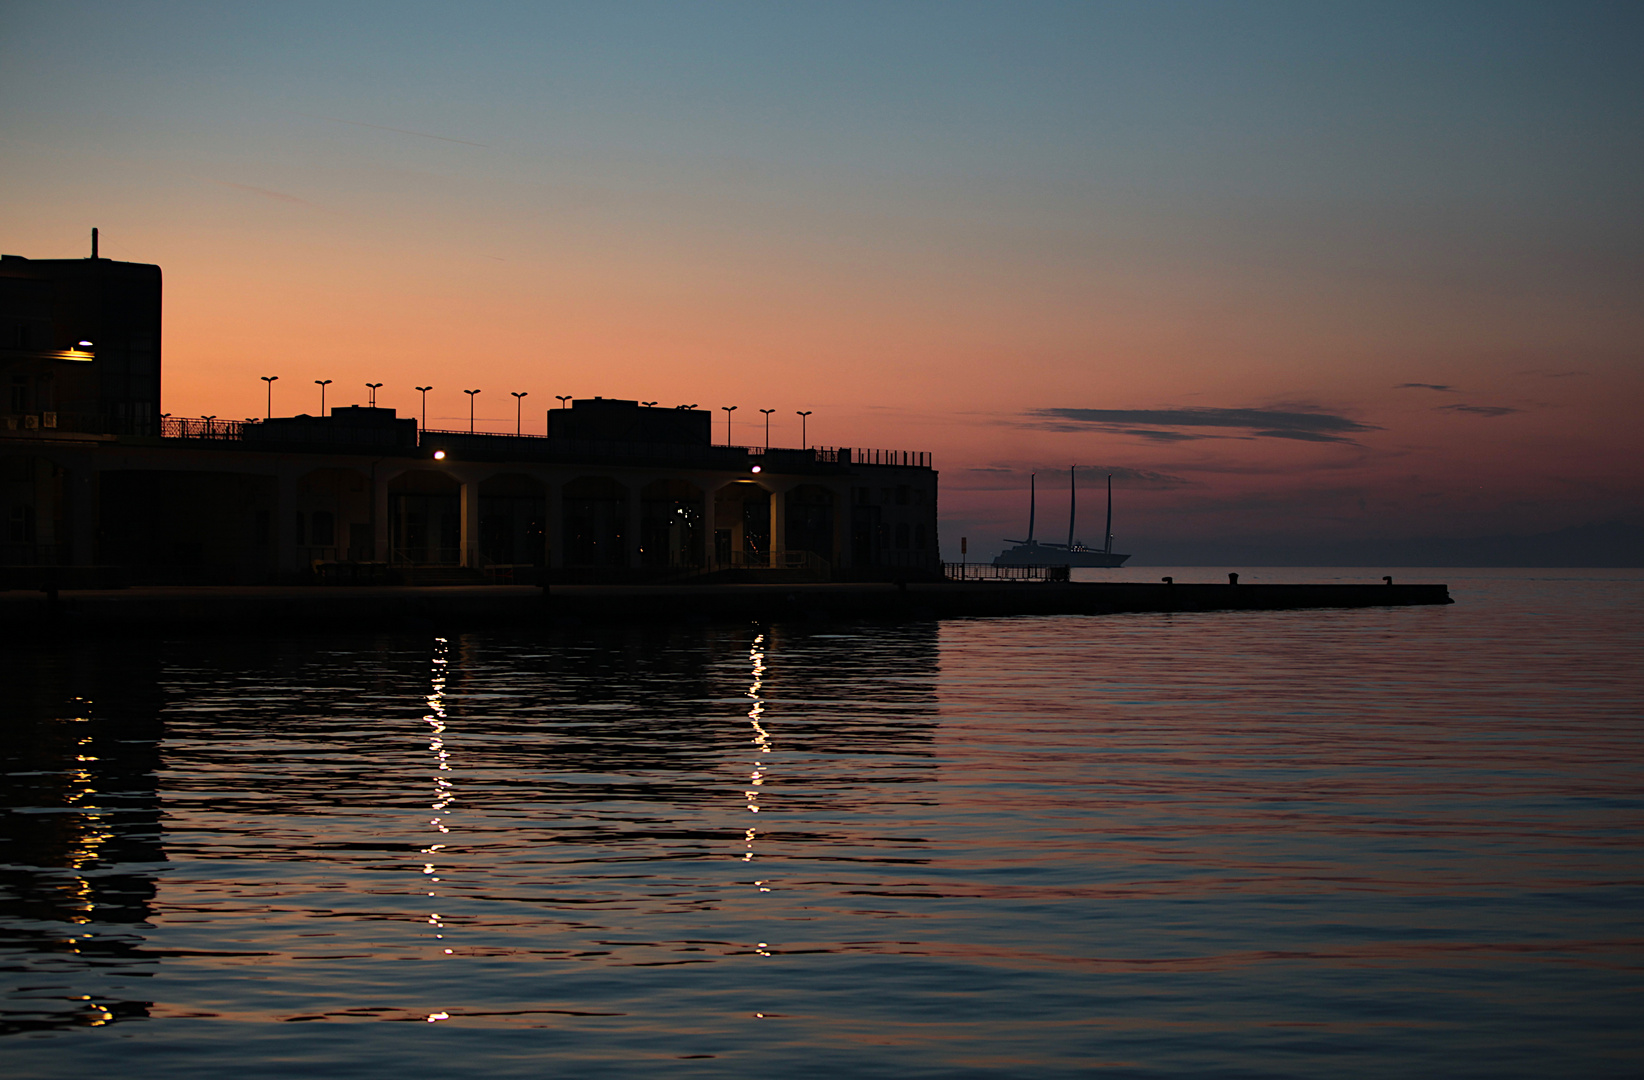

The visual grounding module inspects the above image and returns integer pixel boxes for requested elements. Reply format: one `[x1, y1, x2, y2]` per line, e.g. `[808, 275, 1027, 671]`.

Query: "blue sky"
[4, 1, 1640, 555]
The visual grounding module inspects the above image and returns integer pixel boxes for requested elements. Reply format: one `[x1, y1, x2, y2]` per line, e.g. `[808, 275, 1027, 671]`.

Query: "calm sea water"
[3, 569, 1641, 1078]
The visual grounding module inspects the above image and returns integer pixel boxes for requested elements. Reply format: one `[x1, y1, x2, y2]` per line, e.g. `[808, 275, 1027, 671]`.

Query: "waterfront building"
[0, 246, 937, 583]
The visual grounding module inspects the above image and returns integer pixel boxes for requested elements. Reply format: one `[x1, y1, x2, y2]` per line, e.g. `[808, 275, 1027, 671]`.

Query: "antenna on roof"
[91, 228, 98, 259]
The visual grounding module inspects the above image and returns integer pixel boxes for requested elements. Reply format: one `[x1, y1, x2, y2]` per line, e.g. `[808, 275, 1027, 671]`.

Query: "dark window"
[8, 504, 35, 543]
[895, 523, 910, 549]
[896, 485, 911, 505]
[348, 523, 373, 561]
[915, 525, 927, 550]
[254, 510, 270, 547]
[295, 511, 306, 546]
[311, 510, 335, 546]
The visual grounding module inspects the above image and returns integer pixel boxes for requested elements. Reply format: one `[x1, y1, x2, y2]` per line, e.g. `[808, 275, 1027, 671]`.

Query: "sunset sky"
[4, 1, 1639, 560]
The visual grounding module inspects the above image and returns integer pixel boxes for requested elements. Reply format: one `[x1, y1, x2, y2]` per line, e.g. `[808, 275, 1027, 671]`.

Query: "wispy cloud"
[304, 113, 488, 147]
[1031, 407, 1376, 445]
[211, 179, 307, 204]
[1437, 404, 1520, 417]
[1396, 383, 1457, 392]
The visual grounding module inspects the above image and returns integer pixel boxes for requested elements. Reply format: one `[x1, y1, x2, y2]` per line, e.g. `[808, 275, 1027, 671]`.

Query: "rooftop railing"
[162, 416, 248, 440]
[814, 447, 931, 468]
[154, 418, 933, 467]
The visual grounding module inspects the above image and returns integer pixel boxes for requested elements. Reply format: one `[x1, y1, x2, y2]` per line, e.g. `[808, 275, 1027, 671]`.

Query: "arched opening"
[563, 476, 627, 567]
[0, 454, 64, 564]
[100, 468, 276, 581]
[298, 467, 371, 562]
[389, 470, 460, 565]
[784, 484, 836, 562]
[479, 473, 546, 566]
[640, 478, 704, 569]
[713, 480, 770, 567]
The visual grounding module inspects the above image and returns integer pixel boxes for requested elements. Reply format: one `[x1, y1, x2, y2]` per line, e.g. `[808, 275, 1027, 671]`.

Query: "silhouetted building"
[548, 397, 711, 445]
[0, 246, 162, 438]
[0, 246, 938, 583]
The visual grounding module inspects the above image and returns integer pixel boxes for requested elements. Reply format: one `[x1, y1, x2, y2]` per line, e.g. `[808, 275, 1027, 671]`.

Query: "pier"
[0, 579, 1452, 636]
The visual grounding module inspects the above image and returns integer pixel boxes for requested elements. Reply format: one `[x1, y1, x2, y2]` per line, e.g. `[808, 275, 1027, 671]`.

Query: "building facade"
[0, 249, 938, 583]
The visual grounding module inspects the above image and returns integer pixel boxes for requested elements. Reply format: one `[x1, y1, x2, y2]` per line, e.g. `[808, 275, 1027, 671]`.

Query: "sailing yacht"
[992, 467, 1131, 567]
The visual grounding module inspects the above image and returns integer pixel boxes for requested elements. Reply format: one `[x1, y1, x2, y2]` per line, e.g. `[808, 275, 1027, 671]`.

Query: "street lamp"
[676, 403, 697, 410]
[366, 382, 383, 407]
[511, 391, 528, 435]
[555, 395, 572, 409]
[463, 389, 481, 432]
[796, 410, 812, 449]
[720, 405, 737, 445]
[414, 386, 432, 430]
[260, 375, 278, 419]
[315, 379, 332, 414]
[642, 401, 658, 407]
[759, 408, 775, 450]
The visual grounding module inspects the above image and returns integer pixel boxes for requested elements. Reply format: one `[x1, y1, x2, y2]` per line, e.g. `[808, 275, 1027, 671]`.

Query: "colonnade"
[5, 441, 869, 577]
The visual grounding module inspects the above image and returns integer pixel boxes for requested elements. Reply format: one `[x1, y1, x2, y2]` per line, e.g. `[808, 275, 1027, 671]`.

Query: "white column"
[68, 464, 99, 566]
[276, 467, 300, 576]
[833, 481, 852, 569]
[460, 478, 482, 567]
[769, 484, 787, 567]
[625, 483, 641, 568]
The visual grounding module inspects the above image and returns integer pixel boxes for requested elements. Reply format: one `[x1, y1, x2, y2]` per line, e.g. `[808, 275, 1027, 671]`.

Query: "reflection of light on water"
[60, 706, 112, 938]
[742, 633, 777, 946]
[421, 638, 455, 964]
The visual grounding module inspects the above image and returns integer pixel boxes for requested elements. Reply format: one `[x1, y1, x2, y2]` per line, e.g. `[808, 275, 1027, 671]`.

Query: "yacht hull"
[993, 543, 1129, 568]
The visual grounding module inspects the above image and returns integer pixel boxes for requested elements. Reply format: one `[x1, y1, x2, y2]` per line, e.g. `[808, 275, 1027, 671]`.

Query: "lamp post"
[366, 382, 383, 408]
[555, 395, 571, 409]
[759, 408, 775, 450]
[414, 386, 432, 430]
[720, 405, 737, 446]
[315, 379, 332, 414]
[260, 375, 278, 419]
[796, 410, 812, 450]
[463, 389, 481, 433]
[511, 391, 528, 435]
[642, 401, 658, 407]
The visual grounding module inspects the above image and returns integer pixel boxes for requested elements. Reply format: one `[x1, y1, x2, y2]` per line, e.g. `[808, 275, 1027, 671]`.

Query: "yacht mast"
[1027, 473, 1036, 542]
[1104, 473, 1114, 555]
[1067, 465, 1076, 548]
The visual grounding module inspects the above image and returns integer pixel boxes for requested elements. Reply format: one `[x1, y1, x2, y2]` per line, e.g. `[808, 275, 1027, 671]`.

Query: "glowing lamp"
[432, 449, 447, 460]
[76, 340, 93, 348]
[750, 464, 762, 474]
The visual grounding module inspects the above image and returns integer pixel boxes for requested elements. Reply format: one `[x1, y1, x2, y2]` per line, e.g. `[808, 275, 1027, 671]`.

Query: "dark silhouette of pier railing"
[944, 562, 1067, 582]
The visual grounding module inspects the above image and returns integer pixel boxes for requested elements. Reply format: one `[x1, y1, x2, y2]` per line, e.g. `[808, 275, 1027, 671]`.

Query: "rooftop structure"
[0, 238, 162, 438]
